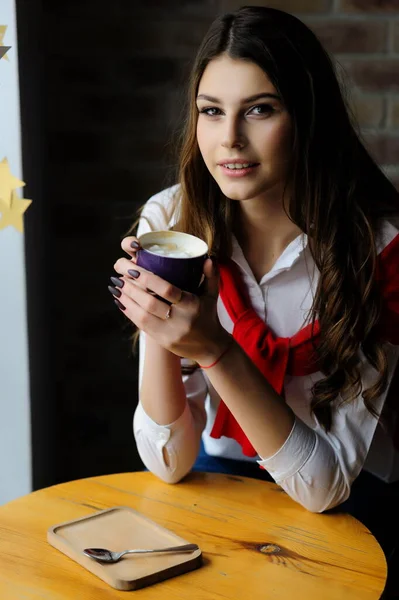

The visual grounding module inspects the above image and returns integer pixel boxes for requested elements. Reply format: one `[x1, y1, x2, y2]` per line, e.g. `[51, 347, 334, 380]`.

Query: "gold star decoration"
[0, 158, 25, 207]
[0, 158, 31, 232]
[0, 190, 31, 233]
[0, 25, 11, 61]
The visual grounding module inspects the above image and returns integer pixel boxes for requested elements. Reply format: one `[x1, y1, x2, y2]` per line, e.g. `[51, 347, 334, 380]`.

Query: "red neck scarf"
[210, 234, 399, 457]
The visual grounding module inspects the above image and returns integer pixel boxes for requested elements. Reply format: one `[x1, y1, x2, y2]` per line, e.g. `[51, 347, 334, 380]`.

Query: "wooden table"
[0, 471, 387, 599]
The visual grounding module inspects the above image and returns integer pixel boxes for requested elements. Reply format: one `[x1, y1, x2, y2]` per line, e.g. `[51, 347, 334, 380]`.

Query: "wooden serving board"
[47, 506, 202, 591]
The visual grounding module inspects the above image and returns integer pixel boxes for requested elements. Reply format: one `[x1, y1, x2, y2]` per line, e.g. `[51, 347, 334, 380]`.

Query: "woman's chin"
[215, 174, 285, 203]
[217, 181, 265, 202]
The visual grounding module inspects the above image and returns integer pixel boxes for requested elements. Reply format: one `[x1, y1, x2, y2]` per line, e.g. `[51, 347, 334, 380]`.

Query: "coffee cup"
[136, 230, 208, 294]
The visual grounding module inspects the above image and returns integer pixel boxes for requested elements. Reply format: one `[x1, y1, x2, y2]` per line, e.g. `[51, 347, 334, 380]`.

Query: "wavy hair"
[136, 6, 399, 431]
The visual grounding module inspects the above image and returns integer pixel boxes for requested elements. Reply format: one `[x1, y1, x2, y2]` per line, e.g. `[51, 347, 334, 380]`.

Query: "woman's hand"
[110, 236, 231, 366]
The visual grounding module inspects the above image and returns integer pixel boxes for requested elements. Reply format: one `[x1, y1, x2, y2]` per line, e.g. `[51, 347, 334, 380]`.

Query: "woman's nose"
[221, 118, 246, 149]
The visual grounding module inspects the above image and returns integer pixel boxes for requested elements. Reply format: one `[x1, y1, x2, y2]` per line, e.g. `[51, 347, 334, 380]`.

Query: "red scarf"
[210, 233, 399, 457]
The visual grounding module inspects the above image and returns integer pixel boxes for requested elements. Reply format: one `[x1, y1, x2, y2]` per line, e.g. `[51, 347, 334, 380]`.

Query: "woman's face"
[196, 54, 292, 203]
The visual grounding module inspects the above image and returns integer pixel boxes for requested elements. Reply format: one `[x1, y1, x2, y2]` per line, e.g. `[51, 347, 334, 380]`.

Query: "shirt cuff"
[257, 418, 317, 482]
[134, 401, 192, 447]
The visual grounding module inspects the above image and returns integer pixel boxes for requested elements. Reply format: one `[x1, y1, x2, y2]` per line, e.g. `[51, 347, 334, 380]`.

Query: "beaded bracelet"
[198, 339, 233, 369]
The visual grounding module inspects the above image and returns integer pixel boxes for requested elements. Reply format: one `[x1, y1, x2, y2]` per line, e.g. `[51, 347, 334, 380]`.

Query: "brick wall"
[39, 0, 399, 485]
[301, 0, 399, 188]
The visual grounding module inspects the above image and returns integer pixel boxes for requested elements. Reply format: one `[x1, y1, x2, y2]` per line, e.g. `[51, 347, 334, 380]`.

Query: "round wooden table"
[0, 471, 387, 599]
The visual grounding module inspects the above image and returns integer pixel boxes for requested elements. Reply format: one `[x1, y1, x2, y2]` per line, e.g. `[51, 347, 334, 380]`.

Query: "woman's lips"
[219, 164, 260, 177]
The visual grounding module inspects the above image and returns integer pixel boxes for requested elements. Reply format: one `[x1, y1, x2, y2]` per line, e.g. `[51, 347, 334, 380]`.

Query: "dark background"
[15, 0, 399, 490]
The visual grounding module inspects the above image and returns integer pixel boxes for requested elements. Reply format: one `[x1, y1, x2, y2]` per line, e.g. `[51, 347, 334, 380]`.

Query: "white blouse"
[133, 184, 399, 512]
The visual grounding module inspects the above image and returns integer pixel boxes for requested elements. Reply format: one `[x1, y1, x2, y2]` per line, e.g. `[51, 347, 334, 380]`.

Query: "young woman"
[111, 5, 399, 558]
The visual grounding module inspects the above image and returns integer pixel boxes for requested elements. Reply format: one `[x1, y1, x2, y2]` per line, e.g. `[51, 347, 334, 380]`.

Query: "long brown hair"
[137, 6, 399, 431]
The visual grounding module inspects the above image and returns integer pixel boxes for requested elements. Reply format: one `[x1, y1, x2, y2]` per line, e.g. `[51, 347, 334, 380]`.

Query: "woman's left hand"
[112, 256, 230, 365]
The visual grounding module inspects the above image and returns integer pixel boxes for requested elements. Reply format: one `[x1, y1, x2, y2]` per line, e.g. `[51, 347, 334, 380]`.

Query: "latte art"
[144, 243, 195, 258]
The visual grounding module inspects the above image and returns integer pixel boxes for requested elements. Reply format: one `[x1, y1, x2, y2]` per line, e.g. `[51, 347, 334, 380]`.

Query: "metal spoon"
[83, 543, 199, 564]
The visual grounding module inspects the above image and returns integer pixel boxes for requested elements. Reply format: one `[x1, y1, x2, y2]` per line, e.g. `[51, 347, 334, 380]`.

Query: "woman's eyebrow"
[196, 92, 280, 103]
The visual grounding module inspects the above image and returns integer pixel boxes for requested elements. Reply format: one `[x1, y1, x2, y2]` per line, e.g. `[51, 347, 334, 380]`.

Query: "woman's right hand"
[109, 234, 141, 312]
[120, 235, 141, 263]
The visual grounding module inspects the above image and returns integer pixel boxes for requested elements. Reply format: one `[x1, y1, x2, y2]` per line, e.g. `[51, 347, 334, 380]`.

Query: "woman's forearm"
[140, 335, 187, 425]
[205, 339, 295, 459]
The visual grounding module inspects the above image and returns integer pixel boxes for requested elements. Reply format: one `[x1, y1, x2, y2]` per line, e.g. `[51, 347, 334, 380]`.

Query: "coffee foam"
[139, 230, 208, 259]
[144, 243, 194, 258]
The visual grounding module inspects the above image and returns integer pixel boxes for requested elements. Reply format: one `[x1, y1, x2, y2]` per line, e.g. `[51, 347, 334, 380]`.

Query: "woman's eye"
[248, 104, 275, 116]
[198, 107, 222, 116]
[197, 104, 275, 117]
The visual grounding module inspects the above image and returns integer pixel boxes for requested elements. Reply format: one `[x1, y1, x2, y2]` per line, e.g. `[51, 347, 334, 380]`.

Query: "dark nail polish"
[128, 269, 140, 279]
[114, 298, 126, 311]
[110, 276, 124, 288]
[108, 285, 121, 298]
[130, 241, 140, 249]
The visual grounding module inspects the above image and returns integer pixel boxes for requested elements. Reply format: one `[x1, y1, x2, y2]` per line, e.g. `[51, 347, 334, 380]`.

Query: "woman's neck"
[233, 193, 302, 281]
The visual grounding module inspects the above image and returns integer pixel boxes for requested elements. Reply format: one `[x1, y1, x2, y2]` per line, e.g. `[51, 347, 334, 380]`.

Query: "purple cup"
[136, 230, 209, 294]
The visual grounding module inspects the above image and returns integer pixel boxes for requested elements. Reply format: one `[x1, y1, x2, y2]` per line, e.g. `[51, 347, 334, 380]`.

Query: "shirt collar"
[231, 233, 308, 285]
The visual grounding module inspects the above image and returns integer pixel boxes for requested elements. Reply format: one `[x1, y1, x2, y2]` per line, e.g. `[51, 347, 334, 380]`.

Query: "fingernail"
[114, 298, 126, 311]
[110, 276, 124, 288]
[108, 285, 121, 298]
[128, 269, 140, 279]
[130, 241, 140, 249]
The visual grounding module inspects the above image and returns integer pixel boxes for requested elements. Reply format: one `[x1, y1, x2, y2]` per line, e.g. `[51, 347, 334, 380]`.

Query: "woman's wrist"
[146, 334, 180, 358]
[196, 331, 233, 369]
[198, 340, 233, 369]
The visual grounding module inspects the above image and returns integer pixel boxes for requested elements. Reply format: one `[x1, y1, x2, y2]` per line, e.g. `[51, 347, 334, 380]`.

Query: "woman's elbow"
[153, 468, 188, 485]
[280, 470, 351, 513]
[300, 482, 351, 513]
[136, 443, 195, 485]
